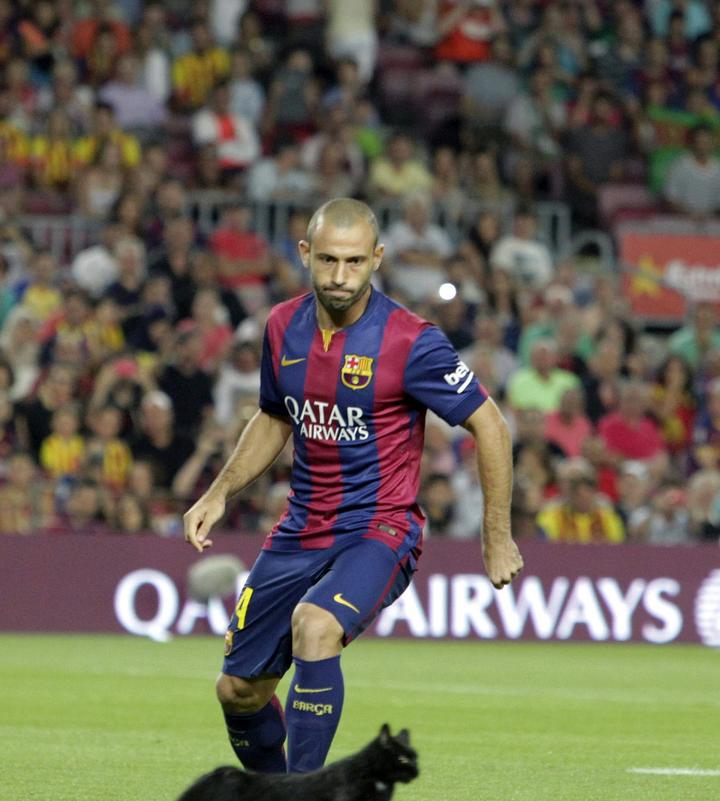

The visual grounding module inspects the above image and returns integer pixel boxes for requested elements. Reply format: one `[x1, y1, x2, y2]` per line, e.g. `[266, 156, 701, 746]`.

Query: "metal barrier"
[20, 198, 575, 263]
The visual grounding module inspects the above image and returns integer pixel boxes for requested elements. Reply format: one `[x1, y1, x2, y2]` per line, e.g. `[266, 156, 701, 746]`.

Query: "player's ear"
[372, 243, 384, 272]
[298, 239, 311, 269]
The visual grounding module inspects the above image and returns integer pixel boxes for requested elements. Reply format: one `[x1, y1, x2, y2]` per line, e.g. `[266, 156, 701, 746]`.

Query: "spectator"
[39, 403, 86, 480]
[420, 473, 458, 537]
[614, 460, 653, 538]
[187, 287, 234, 373]
[214, 341, 261, 427]
[664, 124, 720, 219]
[192, 81, 260, 180]
[687, 469, 720, 542]
[98, 53, 168, 131]
[649, 354, 696, 456]
[53, 479, 109, 535]
[368, 132, 433, 199]
[434, 0, 505, 66]
[383, 193, 454, 302]
[85, 404, 133, 490]
[311, 141, 358, 200]
[209, 206, 272, 309]
[30, 109, 76, 193]
[544, 386, 593, 458]
[131, 390, 195, 489]
[19, 250, 62, 324]
[692, 377, 720, 470]
[112, 492, 150, 533]
[0, 452, 54, 534]
[597, 380, 670, 482]
[462, 35, 520, 126]
[536, 458, 625, 544]
[149, 216, 195, 319]
[263, 49, 319, 140]
[36, 59, 94, 132]
[228, 47, 265, 127]
[489, 206, 553, 291]
[325, 0, 378, 83]
[507, 338, 581, 413]
[158, 326, 214, 434]
[668, 300, 720, 369]
[247, 140, 314, 203]
[172, 20, 230, 111]
[565, 92, 627, 226]
[74, 101, 141, 169]
[15, 364, 78, 456]
[75, 139, 126, 221]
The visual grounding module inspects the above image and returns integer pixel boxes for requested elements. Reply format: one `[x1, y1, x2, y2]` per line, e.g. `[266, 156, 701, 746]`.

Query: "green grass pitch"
[1, 635, 718, 801]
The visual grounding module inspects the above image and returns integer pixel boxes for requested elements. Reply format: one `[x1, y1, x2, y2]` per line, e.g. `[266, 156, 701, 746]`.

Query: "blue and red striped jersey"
[260, 289, 488, 554]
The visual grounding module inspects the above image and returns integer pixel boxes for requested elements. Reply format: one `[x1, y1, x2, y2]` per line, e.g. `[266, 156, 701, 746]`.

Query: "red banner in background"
[620, 231, 720, 323]
[2, 535, 720, 647]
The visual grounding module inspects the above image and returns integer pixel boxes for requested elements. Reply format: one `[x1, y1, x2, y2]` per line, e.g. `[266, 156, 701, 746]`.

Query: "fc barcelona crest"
[341, 354, 374, 390]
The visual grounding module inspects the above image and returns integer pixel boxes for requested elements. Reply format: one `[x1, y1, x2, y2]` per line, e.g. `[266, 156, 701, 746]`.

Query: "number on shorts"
[234, 586, 253, 630]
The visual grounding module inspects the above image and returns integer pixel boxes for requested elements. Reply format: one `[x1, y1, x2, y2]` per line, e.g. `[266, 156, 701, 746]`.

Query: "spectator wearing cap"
[172, 20, 230, 111]
[489, 206, 553, 291]
[507, 338, 581, 413]
[536, 458, 625, 544]
[131, 390, 195, 489]
[664, 124, 720, 220]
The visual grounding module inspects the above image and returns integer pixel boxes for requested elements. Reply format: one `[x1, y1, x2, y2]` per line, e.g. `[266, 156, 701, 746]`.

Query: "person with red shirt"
[435, 0, 506, 65]
[598, 380, 669, 484]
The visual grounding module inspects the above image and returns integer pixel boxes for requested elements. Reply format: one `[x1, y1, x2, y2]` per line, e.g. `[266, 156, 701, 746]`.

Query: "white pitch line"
[628, 768, 720, 777]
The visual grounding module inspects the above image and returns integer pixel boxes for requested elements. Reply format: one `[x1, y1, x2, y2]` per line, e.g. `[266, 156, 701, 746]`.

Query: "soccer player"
[183, 198, 523, 774]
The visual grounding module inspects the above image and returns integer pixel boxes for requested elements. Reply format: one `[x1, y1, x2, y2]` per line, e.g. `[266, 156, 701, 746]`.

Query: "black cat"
[176, 724, 419, 801]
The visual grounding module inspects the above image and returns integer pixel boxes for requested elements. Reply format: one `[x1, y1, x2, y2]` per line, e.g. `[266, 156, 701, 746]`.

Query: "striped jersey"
[260, 289, 488, 555]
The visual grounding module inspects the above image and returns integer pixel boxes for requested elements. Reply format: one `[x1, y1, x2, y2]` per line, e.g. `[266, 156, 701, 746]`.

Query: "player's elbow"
[462, 397, 509, 439]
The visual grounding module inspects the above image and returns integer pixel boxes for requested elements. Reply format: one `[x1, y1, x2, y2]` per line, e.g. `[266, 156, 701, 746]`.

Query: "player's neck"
[315, 286, 372, 332]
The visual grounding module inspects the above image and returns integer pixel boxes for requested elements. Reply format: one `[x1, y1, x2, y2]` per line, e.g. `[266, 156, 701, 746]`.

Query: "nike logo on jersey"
[281, 355, 306, 366]
[333, 593, 360, 613]
[294, 684, 333, 694]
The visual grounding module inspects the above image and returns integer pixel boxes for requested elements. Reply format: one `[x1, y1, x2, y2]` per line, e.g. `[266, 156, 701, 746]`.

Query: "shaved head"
[306, 198, 379, 246]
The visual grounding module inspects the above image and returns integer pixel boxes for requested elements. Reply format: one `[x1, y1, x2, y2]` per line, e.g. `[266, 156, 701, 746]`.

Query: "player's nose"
[330, 262, 349, 285]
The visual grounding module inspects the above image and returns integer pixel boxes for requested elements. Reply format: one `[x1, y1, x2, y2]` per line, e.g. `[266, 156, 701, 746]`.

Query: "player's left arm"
[462, 400, 524, 589]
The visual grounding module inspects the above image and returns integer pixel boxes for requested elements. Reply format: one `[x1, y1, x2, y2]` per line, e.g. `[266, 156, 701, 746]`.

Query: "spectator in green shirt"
[507, 338, 581, 412]
[668, 301, 720, 369]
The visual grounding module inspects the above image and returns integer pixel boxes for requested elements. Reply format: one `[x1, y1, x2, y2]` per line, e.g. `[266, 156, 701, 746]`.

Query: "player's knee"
[291, 602, 344, 658]
[215, 673, 273, 714]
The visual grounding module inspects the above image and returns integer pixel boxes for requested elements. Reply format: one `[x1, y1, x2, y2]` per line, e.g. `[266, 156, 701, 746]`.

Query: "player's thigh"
[301, 538, 417, 644]
[223, 549, 327, 678]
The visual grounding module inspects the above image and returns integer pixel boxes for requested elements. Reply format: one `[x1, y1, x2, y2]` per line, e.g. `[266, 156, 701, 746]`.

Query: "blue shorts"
[222, 538, 417, 678]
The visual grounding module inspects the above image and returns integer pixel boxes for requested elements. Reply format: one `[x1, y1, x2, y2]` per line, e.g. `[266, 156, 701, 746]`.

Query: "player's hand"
[183, 493, 225, 553]
[483, 535, 524, 590]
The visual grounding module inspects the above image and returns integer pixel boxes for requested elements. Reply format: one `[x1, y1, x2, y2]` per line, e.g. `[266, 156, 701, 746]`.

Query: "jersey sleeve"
[403, 326, 488, 426]
[259, 324, 287, 418]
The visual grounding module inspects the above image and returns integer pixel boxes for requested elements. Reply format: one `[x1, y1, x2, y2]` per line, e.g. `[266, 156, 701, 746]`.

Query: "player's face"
[299, 221, 383, 316]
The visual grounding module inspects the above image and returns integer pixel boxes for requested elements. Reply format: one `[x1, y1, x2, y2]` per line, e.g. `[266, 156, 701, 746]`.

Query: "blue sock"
[285, 655, 344, 773]
[223, 694, 287, 773]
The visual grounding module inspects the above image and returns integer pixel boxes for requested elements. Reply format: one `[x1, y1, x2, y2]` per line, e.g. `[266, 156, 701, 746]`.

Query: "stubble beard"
[314, 280, 370, 314]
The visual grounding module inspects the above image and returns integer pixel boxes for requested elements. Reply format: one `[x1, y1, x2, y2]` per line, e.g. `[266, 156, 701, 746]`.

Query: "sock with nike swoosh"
[285, 655, 344, 773]
[223, 694, 287, 773]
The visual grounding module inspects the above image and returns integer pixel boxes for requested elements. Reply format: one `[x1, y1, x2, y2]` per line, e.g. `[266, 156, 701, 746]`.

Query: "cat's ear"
[397, 729, 410, 746]
[379, 723, 391, 744]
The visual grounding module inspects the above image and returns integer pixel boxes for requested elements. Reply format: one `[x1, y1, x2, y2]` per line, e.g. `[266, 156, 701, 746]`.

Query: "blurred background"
[0, 0, 719, 551]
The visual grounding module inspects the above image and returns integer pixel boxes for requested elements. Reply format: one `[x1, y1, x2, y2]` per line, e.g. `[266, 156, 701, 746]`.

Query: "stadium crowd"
[1, 0, 720, 544]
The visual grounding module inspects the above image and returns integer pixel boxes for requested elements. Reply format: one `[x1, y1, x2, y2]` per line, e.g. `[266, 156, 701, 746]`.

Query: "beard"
[313, 279, 371, 314]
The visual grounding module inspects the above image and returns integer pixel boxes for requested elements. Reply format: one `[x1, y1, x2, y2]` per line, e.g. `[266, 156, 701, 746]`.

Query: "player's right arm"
[183, 410, 291, 552]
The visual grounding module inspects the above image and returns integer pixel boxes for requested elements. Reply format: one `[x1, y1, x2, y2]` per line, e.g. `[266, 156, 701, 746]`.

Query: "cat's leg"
[284, 603, 345, 773]
[217, 673, 288, 773]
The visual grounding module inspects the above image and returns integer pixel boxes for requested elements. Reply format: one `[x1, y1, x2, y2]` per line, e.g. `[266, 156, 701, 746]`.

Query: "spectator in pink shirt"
[544, 386, 593, 458]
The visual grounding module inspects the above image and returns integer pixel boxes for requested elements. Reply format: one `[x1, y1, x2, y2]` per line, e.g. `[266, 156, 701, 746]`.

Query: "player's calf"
[217, 674, 287, 773]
